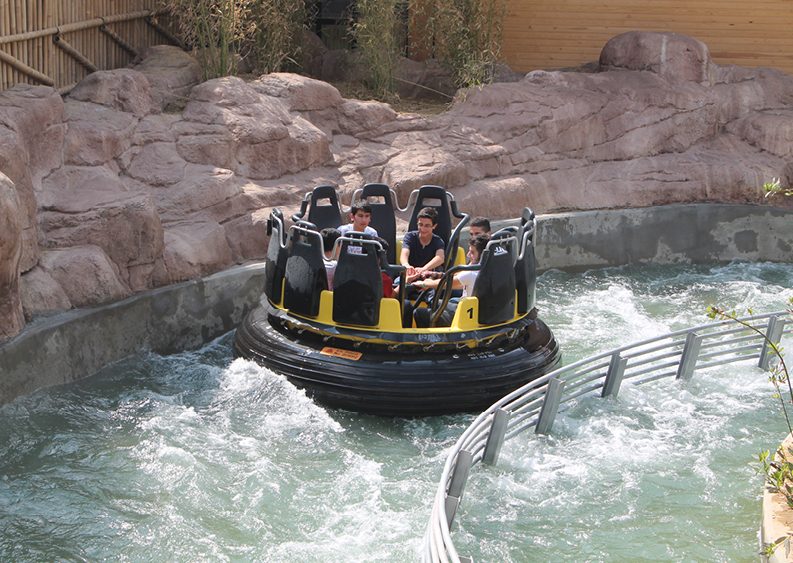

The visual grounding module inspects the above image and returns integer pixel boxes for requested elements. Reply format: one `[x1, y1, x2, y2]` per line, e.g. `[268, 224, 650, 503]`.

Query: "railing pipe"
[425, 310, 791, 563]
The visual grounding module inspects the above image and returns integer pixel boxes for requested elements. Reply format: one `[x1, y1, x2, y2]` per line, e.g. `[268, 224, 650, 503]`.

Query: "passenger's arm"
[400, 247, 417, 280]
[412, 272, 462, 290]
[417, 249, 445, 274]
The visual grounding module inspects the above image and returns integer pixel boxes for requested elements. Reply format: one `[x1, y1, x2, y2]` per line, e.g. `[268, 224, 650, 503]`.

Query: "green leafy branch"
[707, 302, 793, 555]
[764, 178, 793, 199]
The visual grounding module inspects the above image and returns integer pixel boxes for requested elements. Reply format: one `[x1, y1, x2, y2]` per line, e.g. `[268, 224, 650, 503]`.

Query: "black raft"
[234, 185, 561, 417]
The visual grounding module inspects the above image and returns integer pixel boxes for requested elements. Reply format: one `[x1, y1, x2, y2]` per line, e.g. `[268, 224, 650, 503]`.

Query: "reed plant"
[248, 0, 306, 74]
[350, 0, 399, 98]
[409, 0, 507, 89]
[162, 0, 306, 80]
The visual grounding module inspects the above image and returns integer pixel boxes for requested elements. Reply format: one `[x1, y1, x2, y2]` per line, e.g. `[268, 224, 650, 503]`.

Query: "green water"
[1, 261, 791, 562]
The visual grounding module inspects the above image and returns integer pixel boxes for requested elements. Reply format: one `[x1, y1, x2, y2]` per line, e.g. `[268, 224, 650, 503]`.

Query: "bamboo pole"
[0, 9, 161, 44]
[53, 33, 98, 73]
[0, 47, 55, 85]
[100, 24, 138, 58]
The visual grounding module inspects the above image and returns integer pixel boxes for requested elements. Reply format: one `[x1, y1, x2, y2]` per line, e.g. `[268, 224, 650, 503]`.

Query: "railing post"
[535, 377, 565, 435]
[482, 409, 510, 465]
[602, 353, 628, 397]
[759, 316, 786, 371]
[444, 495, 460, 529]
[676, 332, 703, 381]
[448, 450, 472, 499]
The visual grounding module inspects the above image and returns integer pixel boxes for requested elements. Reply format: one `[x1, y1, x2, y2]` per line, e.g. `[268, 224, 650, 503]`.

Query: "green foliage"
[707, 303, 793, 433]
[350, 0, 399, 98]
[707, 301, 793, 556]
[162, 0, 307, 80]
[764, 177, 793, 199]
[249, 0, 306, 75]
[409, 0, 507, 89]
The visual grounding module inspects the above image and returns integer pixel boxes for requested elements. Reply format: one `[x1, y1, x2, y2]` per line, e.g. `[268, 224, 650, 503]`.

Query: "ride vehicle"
[234, 184, 561, 417]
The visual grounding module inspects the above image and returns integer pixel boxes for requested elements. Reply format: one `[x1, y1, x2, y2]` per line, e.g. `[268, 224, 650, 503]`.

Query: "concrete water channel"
[1, 203, 792, 562]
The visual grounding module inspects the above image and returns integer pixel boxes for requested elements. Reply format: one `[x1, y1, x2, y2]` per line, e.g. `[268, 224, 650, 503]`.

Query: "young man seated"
[339, 201, 378, 237]
[469, 216, 491, 237]
[400, 207, 445, 284]
[411, 233, 490, 328]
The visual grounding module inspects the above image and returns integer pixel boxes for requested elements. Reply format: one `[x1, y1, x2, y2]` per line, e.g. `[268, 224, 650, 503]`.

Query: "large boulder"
[38, 166, 166, 291]
[18, 266, 72, 321]
[38, 245, 131, 308]
[131, 45, 203, 111]
[0, 172, 24, 340]
[182, 77, 331, 179]
[69, 69, 160, 118]
[0, 84, 67, 272]
[600, 31, 712, 85]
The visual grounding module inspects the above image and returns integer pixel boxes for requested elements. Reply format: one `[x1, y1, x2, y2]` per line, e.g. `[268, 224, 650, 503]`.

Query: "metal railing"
[424, 310, 790, 563]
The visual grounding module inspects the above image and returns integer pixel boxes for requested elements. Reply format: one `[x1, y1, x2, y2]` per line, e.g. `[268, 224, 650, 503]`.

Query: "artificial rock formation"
[1, 31, 793, 340]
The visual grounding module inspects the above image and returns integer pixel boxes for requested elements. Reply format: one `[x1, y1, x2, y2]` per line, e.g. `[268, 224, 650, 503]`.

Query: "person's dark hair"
[416, 206, 438, 225]
[320, 227, 341, 253]
[374, 236, 389, 251]
[469, 233, 490, 257]
[470, 216, 491, 233]
[350, 200, 373, 216]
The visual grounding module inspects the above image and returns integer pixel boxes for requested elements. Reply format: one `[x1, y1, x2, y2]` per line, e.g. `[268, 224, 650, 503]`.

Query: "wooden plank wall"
[0, 0, 176, 92]
[502, 0, 793, 76]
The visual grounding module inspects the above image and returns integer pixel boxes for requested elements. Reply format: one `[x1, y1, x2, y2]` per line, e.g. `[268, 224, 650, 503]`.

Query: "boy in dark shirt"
[400, 207, 445, 284]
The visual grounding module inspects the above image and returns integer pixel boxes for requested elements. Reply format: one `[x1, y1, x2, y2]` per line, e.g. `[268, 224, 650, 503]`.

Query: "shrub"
[163, 0, 307, 79]
[409, 0, 507, 89]
[350, 0, 399, 98]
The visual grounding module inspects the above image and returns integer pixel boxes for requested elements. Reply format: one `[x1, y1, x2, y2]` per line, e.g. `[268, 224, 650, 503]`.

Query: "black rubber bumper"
[234, 305, 561, 417]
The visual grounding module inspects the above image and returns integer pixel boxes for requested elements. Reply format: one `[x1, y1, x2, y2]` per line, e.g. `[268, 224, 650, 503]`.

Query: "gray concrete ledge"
[0, 262, 266, 406]
[533, 204, 793, 272]
[1, 203, 791, 407]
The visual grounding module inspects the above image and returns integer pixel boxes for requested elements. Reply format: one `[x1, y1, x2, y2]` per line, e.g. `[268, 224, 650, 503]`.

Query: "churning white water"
[1, 261, 791, 563]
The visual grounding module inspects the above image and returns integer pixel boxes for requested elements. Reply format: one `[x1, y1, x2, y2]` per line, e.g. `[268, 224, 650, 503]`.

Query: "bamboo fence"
[0, 0, 179, 93]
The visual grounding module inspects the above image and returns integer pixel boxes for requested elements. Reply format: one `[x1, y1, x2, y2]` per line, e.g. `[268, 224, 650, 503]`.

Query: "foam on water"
[0, 261, 791, 562]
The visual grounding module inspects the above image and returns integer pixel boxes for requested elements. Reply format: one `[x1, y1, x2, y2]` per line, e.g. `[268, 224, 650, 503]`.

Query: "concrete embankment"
[1, 203, 792, 407]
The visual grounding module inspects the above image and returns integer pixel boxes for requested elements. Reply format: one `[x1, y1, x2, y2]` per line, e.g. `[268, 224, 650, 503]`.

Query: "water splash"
[0, 261, 791, 562]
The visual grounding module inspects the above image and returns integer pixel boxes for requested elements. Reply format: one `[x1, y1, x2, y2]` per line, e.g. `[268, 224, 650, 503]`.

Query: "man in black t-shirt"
[400, 207, 445, 285]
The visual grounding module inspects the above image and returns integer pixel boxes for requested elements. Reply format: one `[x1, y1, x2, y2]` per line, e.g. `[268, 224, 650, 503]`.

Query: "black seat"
[282, 225, 328, 317]
[358, 183, 397, 264]
[515, 208, 537, 315]
[264, 208, 289, 304]
[472, 237, 517, 325]
[291, 185, 343, 231]
[333, 234, 383, 327]
[407, 186, 457, 248]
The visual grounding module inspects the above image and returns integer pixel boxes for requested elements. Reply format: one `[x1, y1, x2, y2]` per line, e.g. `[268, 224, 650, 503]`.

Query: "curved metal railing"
[424, 310, 791, 563]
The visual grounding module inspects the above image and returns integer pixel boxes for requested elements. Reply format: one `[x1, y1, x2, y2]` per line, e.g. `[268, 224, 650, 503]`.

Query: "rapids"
[1, 261, 791, 563]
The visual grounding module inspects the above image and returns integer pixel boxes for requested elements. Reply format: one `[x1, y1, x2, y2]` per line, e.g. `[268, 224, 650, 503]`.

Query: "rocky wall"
[2, 31, 793, 342]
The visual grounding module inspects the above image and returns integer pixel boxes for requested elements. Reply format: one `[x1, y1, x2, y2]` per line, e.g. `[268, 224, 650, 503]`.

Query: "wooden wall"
[502, 0, 793, 76]
[0, 0, 177, 93]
